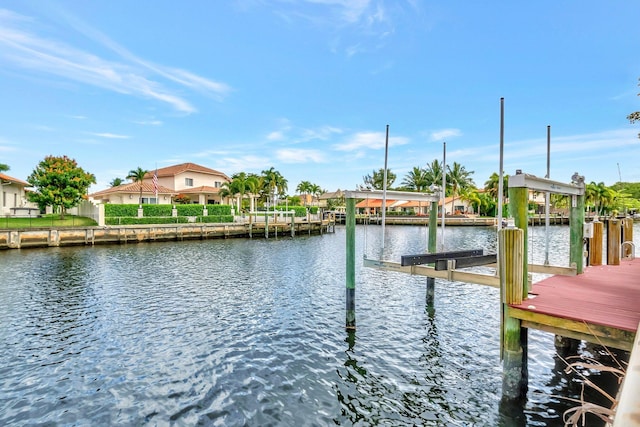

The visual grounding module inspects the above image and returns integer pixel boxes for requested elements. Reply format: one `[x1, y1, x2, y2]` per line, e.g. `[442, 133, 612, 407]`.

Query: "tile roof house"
[89, 162, 231, 205]
[1, 173, 37, 215]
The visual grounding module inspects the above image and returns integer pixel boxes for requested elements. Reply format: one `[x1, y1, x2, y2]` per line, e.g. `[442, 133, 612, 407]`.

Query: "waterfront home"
[90, 162, 231, 205]
[0, 173, 38, 216]
[355, 196, 474, 216]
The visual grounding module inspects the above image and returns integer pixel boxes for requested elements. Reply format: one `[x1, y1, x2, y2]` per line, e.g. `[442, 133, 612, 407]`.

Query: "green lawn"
[0, 215, 97, 229]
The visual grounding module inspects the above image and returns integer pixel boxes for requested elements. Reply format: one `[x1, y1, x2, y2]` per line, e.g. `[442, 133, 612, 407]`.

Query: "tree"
[26, 155, 96, 219]
[126, 167, 148, 205]
[362, 168, 396, 190]
[0, 163, 8, 173]
[424, 159, 444, 188]
[628, 78, 640, 138]
[296, 180, 313, 206]
[446, 162, 475, 213]
[261, 167, 288, 205]
[110, 177, 124, 187]
[401, 167, 429, 191]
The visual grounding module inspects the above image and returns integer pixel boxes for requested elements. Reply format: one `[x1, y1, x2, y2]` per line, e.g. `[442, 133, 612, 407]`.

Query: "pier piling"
[346, 197, 356, 330]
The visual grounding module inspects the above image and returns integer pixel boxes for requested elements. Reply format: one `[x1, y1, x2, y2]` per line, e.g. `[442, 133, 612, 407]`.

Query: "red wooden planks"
[511, 258, 640, 331]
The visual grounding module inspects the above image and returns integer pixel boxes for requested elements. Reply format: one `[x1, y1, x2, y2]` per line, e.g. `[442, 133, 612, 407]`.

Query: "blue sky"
[0, 1, 639, 194]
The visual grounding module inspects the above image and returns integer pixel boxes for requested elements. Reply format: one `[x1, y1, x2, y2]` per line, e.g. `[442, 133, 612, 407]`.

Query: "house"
[89, 162, 231, 205]
[1, 173, 37, 215]
[354, 195, 474, 216]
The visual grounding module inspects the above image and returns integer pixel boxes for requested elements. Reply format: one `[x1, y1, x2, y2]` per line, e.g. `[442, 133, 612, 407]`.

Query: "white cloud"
[429, 128, 462, 141]
[333, 131, 409, 151]
[267, 131, 286, 141]
[276, 148, 325, 163]
[0, 9, 231, 113]
[90, 132, 131, 139]
[134, 120, 163, 126]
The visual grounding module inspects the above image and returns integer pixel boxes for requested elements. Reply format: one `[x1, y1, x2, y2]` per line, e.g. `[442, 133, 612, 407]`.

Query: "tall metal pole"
[544, 125, 551, 265]
[381, 124, 389, 249]
[498, 98, 505, 232]
[441, 142, 446, 251]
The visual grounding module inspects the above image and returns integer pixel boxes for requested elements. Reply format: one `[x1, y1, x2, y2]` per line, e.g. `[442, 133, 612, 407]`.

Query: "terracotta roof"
[176, 186, 221, 194]
[0, 173, 30, 186]
[355, 199, 397, 208]
[144, 163, 230, 180]
[90, 182, 175, 198]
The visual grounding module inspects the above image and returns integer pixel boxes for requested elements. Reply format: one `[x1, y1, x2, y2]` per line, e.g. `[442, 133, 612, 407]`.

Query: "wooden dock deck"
[508, 258, 640, 351]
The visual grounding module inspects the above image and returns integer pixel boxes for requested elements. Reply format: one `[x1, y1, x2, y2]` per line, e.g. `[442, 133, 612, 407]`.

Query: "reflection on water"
[0, 224, 637, 425]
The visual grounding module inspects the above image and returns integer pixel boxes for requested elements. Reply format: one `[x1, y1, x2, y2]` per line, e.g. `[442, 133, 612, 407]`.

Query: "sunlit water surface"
[1, 224, 637, 426]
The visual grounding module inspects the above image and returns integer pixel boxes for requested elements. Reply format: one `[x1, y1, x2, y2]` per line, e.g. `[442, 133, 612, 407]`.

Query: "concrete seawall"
[0, 221, 333, 250]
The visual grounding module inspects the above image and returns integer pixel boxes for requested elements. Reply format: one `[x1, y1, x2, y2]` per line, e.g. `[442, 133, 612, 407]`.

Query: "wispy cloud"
[429, 128, 462, 141]
[90, 132, 131, 139]
[0, 8, 232, 113]
[134, 120, 163, 126]
[276, 148, 326, 163]
[333, 131, 409, 151]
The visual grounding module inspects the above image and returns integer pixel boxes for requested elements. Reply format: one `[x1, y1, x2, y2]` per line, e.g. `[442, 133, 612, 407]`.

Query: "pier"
[344, 173, 639, 424]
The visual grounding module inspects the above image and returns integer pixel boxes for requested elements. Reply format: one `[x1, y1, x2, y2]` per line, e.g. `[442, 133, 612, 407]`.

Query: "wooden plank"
[401, 249, 483, 266]
[434, 254, 497, 270]
[508, 307, 635, 351]
[363, 258, 500, 288]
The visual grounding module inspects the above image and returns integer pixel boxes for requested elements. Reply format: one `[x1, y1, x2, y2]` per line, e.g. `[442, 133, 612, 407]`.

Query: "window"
[215, 181, 221, 188]
[185, 178, 193, 187]
[141, 197, 157, 204]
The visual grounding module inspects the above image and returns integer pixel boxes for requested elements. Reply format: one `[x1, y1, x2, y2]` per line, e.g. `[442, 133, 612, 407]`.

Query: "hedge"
[105, 204, 139, 217]
[206, 204, 232, 215]
[105, 215, 234, 225]
[176, 204, 204, 216]
[142, 204, 173, 217]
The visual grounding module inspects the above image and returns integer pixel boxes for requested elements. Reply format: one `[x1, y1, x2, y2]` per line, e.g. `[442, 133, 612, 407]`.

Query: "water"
[0, 224, 637, 426]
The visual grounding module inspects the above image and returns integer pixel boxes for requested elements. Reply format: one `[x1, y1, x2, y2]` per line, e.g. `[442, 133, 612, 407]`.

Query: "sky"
[0, 1, 639, 194]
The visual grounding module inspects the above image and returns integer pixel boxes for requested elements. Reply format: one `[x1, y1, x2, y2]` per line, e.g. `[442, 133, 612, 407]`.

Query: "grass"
[0, 214, 97, 229]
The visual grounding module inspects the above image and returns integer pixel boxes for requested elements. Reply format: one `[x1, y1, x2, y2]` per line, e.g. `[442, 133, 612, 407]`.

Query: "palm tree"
[309, 183, 323, 207]
[126, 167, 148, 205]
[296, 181, 313, 206]
[362, 168, 396, 190]
[110, 177, 124, 187]
[261, 167, 288, 206]
[402, 167, 429, 191]
[423, 160, 444, 187]
[447, 162, 475, 214]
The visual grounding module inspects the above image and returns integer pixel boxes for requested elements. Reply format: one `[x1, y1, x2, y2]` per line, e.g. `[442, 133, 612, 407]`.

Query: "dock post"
[607, 218, 621, 265]
[621, 217, 634, 258]
[426, 200, 438, 311]
[265, 215, 269, 239]
[291, 214, 295, 237]
[569, 193, 585, 273]
[346, 197, 356, 330]
[499, 227, 528, 401]
[508, 183, 529, 293]
[589, 219, 603, 265]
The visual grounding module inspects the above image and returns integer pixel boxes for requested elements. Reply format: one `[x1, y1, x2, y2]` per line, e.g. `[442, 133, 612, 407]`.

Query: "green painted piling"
[569, 194, 585, 273]
[426, 201, 438, 310]
[346, 197, 356, 329]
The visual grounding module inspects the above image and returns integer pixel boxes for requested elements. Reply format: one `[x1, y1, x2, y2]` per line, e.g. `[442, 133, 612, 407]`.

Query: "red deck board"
[510, 258, 640, 332]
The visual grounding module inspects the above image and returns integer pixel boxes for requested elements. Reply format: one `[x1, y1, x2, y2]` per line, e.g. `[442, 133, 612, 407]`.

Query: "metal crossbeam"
[508, 173, 584, 196]
[344, 189, 440, 202]
[434, 254, 497, 270]
[401, 249, 483, 266]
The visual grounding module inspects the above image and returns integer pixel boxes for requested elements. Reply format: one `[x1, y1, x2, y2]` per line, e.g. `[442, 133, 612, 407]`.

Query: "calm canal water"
[1, 224, 637, 426]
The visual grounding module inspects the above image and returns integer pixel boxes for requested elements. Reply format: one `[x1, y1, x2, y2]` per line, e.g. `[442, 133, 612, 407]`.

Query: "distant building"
[90, 162, 231, 205]
[0, 173, 37, 215]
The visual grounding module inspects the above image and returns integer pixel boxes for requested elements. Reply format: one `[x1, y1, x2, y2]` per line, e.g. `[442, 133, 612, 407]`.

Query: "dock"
[509, 258, 640, 351]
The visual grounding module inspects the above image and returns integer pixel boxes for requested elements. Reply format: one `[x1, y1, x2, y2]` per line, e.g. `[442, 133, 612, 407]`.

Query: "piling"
[569, 194, 585, 273]
[426, 201, 438, 311]
[346, 197, 356, 329]
[499, 227, 528, 401]
[607, 219, 621, 265]
[621, 218, 634, 258]
[589, 220, 603, 266]
[508, 185, 529, 293]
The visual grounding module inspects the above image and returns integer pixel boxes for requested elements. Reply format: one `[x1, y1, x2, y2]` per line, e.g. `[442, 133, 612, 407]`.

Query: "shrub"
[142, 204, 173, 217]
[206, 204, 232, 215]
[105, 217, 188, 225]
[199, 215, 234, 223]
[176, 204, 203, 216]
[105, 204, 139, 217]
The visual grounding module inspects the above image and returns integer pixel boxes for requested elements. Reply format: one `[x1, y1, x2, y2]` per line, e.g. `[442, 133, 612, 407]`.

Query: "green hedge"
[206, 204, 232, 215]
[105, 215, 234, 225]
[176, 204, 203, 216]
[309, 206, 318, 214]
[143, 204, 173, 217]
[274, 205, 307, 217]
[105, 204, 139, 217]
